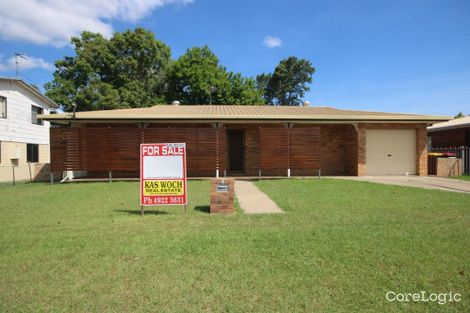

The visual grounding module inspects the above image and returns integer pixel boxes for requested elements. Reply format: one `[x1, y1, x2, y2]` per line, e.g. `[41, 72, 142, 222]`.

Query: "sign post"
[140, 143, 187, 215]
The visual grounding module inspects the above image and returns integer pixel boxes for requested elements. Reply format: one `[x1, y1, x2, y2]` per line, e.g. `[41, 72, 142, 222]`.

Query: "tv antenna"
[14, 53, 28, 77]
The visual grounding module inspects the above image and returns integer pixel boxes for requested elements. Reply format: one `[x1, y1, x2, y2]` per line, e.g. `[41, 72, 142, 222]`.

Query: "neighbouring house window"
[31, 105, 44, 125]
[27, 144, 39, 163]
[427, 136, 432, 149]
[0, 96, 6, 118]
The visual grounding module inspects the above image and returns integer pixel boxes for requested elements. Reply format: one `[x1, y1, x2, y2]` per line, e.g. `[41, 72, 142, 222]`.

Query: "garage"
[366, 129, 416, 175]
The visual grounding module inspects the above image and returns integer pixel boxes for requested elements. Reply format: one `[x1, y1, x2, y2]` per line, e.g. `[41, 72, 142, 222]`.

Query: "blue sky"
[1, 0, 469, 115]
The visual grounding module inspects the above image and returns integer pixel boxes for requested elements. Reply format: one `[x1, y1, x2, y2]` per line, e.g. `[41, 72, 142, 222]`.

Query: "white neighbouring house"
[0, 77, 59, 183]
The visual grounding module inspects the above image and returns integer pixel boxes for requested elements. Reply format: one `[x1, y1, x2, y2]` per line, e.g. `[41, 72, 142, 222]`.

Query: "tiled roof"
[428, 116, 470, 132]
[40, 104, 450, 123]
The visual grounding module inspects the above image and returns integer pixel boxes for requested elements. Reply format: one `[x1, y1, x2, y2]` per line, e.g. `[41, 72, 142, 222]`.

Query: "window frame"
[27, 143, 39, 163]
[31, 105, 44, 126]
[0, 95, 6, 119]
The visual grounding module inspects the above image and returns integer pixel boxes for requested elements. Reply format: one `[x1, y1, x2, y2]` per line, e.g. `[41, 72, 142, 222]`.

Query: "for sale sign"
[140, 143, 187, 206]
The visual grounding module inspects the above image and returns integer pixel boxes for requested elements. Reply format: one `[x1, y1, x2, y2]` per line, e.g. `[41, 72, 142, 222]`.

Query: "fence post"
[12, 165, 16, 186]
[461, 146, 464, 175]
[28, 162, 32, 182]
[465, 147, 470, 174]
[463, 147, 468, 175]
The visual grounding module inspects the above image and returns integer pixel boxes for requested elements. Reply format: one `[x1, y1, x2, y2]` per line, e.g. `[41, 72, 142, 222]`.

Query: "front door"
[227, 129, 245, 172]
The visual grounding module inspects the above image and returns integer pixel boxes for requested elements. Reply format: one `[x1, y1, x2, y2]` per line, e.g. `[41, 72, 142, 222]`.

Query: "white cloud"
[0, 0, 194, 47]
[0, 54, 54, 72]
[263, 36, 282, 48]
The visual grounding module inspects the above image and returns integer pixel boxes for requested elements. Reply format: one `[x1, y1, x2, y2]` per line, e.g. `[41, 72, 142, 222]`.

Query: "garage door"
[366, 129, 416, 175]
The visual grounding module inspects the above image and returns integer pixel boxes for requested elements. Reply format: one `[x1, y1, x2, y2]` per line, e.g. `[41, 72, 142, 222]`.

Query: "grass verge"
[450, 175, 470, 182]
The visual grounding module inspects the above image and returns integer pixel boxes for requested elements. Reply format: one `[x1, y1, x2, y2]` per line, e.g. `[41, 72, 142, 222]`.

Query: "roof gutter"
[39, 116, 450, 124]
[428, 124, 470, 133]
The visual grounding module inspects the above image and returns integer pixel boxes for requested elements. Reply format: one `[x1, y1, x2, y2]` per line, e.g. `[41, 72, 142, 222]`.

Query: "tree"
[255, 73, 272, 103]
[45, 28, 171, 111]
[165, 46, 264, 105]
[455, 112, 465, 118]
[227, 72, 265, 105]
[257, 56, 315, 106]
[165, 46, 228, 104]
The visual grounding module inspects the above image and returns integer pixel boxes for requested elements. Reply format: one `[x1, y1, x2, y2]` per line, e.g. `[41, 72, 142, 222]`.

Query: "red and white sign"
[140, 143, 187, 206]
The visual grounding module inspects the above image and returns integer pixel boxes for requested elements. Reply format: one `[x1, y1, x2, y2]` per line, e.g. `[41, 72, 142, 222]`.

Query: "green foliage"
[227, 72, 265, 105]
[257, 56, 315, 106]
[165, 46, 264, 105]
[455, 112, 465, 118]
[255, 73, 272, 103]
[45, 28, 171, 111]
[45, 28, 315, 109]
[165, 46, 228, 104]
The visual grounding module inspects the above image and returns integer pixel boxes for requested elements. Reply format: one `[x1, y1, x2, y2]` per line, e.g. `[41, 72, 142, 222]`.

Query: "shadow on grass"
[194, 205, 210, 214]
[114, 209, 170, 215]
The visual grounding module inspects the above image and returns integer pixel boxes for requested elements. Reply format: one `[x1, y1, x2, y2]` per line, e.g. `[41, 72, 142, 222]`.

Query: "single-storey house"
[427, 116, 470, 148]
[40, 105, 448, 178]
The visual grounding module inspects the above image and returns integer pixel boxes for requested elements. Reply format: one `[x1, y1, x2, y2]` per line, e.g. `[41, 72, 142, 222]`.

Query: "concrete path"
[332, 176, 470, 194]
[234, 180, 284, 214]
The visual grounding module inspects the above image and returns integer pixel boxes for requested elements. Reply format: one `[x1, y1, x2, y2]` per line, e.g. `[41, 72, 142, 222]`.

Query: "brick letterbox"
[210, 178, 234, 214]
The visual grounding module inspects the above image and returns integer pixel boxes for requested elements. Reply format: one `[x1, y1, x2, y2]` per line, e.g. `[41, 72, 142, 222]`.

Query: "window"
[466, 130, 470, 147]
[27, 144, 39, 163]
[0, 96, 6, 118]
[31, 105, 44, 125]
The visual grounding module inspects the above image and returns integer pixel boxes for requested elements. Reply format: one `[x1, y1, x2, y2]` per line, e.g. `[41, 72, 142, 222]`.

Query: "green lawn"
[1, 179, 469, 313]
[451, 175, 470, 181]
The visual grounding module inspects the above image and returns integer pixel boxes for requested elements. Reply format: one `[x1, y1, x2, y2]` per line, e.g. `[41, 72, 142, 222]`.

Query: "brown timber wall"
[226, 124, 321, 176]
[289, 125, 321, 176]
[221, 124, 322, 176]
[50, 123, 347, 177]
[51, 126, 222, 177]
[259, 126, 289, 175]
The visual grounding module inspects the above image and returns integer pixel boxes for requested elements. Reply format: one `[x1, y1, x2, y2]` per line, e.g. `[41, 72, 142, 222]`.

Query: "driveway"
[332, 176, 470, 194]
